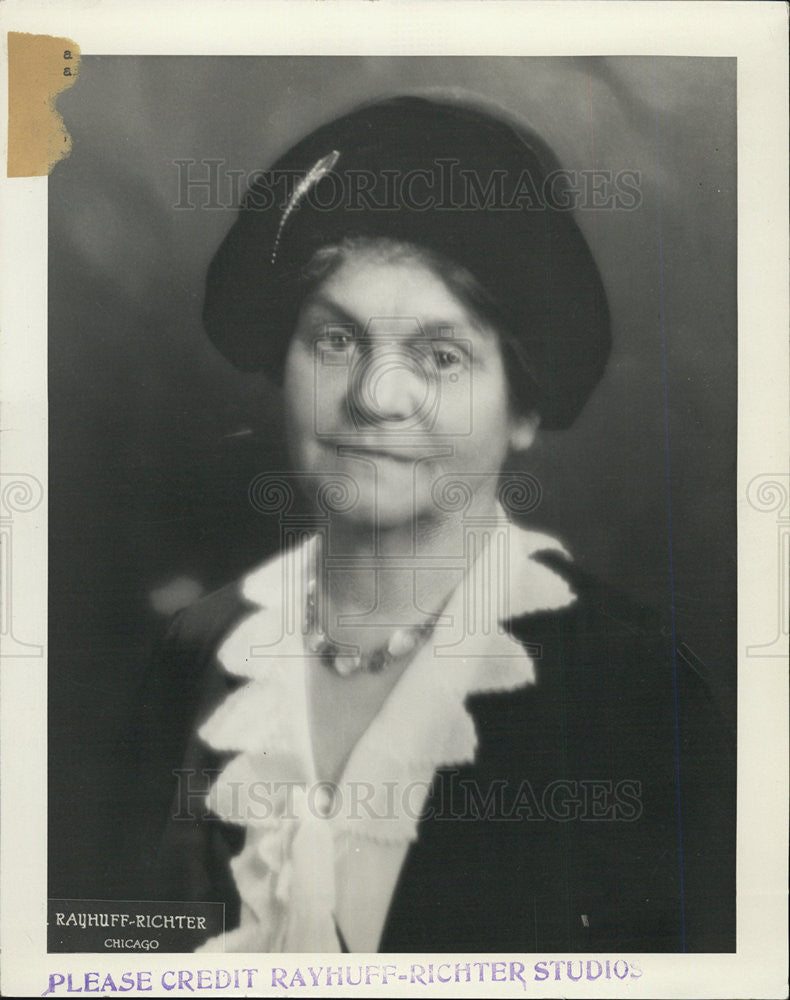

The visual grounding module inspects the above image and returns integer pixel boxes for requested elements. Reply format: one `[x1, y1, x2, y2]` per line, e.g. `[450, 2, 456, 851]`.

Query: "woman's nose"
[349, 343, 434, 426]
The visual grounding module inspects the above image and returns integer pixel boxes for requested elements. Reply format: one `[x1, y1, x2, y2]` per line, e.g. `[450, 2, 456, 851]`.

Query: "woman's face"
[283, 248, 537, 529]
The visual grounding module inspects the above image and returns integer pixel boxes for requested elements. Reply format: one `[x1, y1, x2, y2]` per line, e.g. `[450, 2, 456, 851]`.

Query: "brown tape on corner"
[7, 31, 81, 178]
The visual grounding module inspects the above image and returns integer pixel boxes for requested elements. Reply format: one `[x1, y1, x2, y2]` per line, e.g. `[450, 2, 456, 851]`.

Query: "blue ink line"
[653, 56, 686, 951]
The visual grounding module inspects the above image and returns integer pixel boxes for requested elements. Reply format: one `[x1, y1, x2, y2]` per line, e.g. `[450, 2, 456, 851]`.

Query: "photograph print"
[47, 54, 737, 955]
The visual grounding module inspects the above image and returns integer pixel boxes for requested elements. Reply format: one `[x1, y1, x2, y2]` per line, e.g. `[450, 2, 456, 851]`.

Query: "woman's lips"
[321, 440, 426, 463]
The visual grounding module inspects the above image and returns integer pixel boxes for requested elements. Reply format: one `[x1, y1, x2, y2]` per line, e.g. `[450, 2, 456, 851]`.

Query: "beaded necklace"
[304, 569, 441, 677]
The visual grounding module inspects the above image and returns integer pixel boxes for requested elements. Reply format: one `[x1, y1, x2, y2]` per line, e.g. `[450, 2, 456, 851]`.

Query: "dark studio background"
[48, 57, 737, 899]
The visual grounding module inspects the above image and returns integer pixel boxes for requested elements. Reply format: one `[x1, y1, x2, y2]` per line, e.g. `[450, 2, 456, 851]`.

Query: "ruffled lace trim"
[196, 516, 575, 951]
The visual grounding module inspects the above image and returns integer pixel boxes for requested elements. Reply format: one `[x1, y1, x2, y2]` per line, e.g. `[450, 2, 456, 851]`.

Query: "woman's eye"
[433, 344, 465, 369]
[325, 325, 355, 349]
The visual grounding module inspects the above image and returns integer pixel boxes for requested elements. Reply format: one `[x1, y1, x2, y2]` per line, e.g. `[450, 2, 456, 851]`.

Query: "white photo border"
[1, 2, 787, 997]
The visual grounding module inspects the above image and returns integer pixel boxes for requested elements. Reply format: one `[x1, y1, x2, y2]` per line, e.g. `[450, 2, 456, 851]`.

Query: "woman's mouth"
[321, 439, 430, 463]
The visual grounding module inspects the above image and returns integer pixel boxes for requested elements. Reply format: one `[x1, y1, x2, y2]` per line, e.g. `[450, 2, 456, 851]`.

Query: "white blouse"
[196, 515, 575, 953]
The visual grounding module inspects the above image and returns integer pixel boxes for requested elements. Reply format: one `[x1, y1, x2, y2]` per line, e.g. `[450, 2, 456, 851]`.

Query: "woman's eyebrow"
[302, 293, 360, 328]
[303, 292, 489, 341]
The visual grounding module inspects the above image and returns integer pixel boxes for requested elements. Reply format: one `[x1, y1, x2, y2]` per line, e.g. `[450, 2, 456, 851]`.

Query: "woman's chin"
[337, 495, 418, 531]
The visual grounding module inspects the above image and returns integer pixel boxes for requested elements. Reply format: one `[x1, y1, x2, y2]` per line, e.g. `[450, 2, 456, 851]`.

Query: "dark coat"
[120, 551, 735, 953]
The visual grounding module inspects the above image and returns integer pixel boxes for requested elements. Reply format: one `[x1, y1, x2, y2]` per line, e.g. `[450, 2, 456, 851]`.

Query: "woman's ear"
[509, 411, 540, 453]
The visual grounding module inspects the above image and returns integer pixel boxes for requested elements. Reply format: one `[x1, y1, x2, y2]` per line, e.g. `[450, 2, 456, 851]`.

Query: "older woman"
[132, 95, 734, 953]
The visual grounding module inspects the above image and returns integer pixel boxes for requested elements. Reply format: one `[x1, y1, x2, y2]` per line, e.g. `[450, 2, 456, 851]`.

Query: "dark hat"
[203, 94, 610, 429]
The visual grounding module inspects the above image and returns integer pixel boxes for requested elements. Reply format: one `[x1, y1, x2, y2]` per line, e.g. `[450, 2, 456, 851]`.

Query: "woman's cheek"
[283, 346, 315, 427]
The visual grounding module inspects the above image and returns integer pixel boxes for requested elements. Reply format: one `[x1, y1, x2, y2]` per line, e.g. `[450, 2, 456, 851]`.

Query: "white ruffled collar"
[196, 513, 576, 951]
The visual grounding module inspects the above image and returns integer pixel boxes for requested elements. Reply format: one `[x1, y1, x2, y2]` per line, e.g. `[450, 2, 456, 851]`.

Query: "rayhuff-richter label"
[47, 900, 225, 953]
